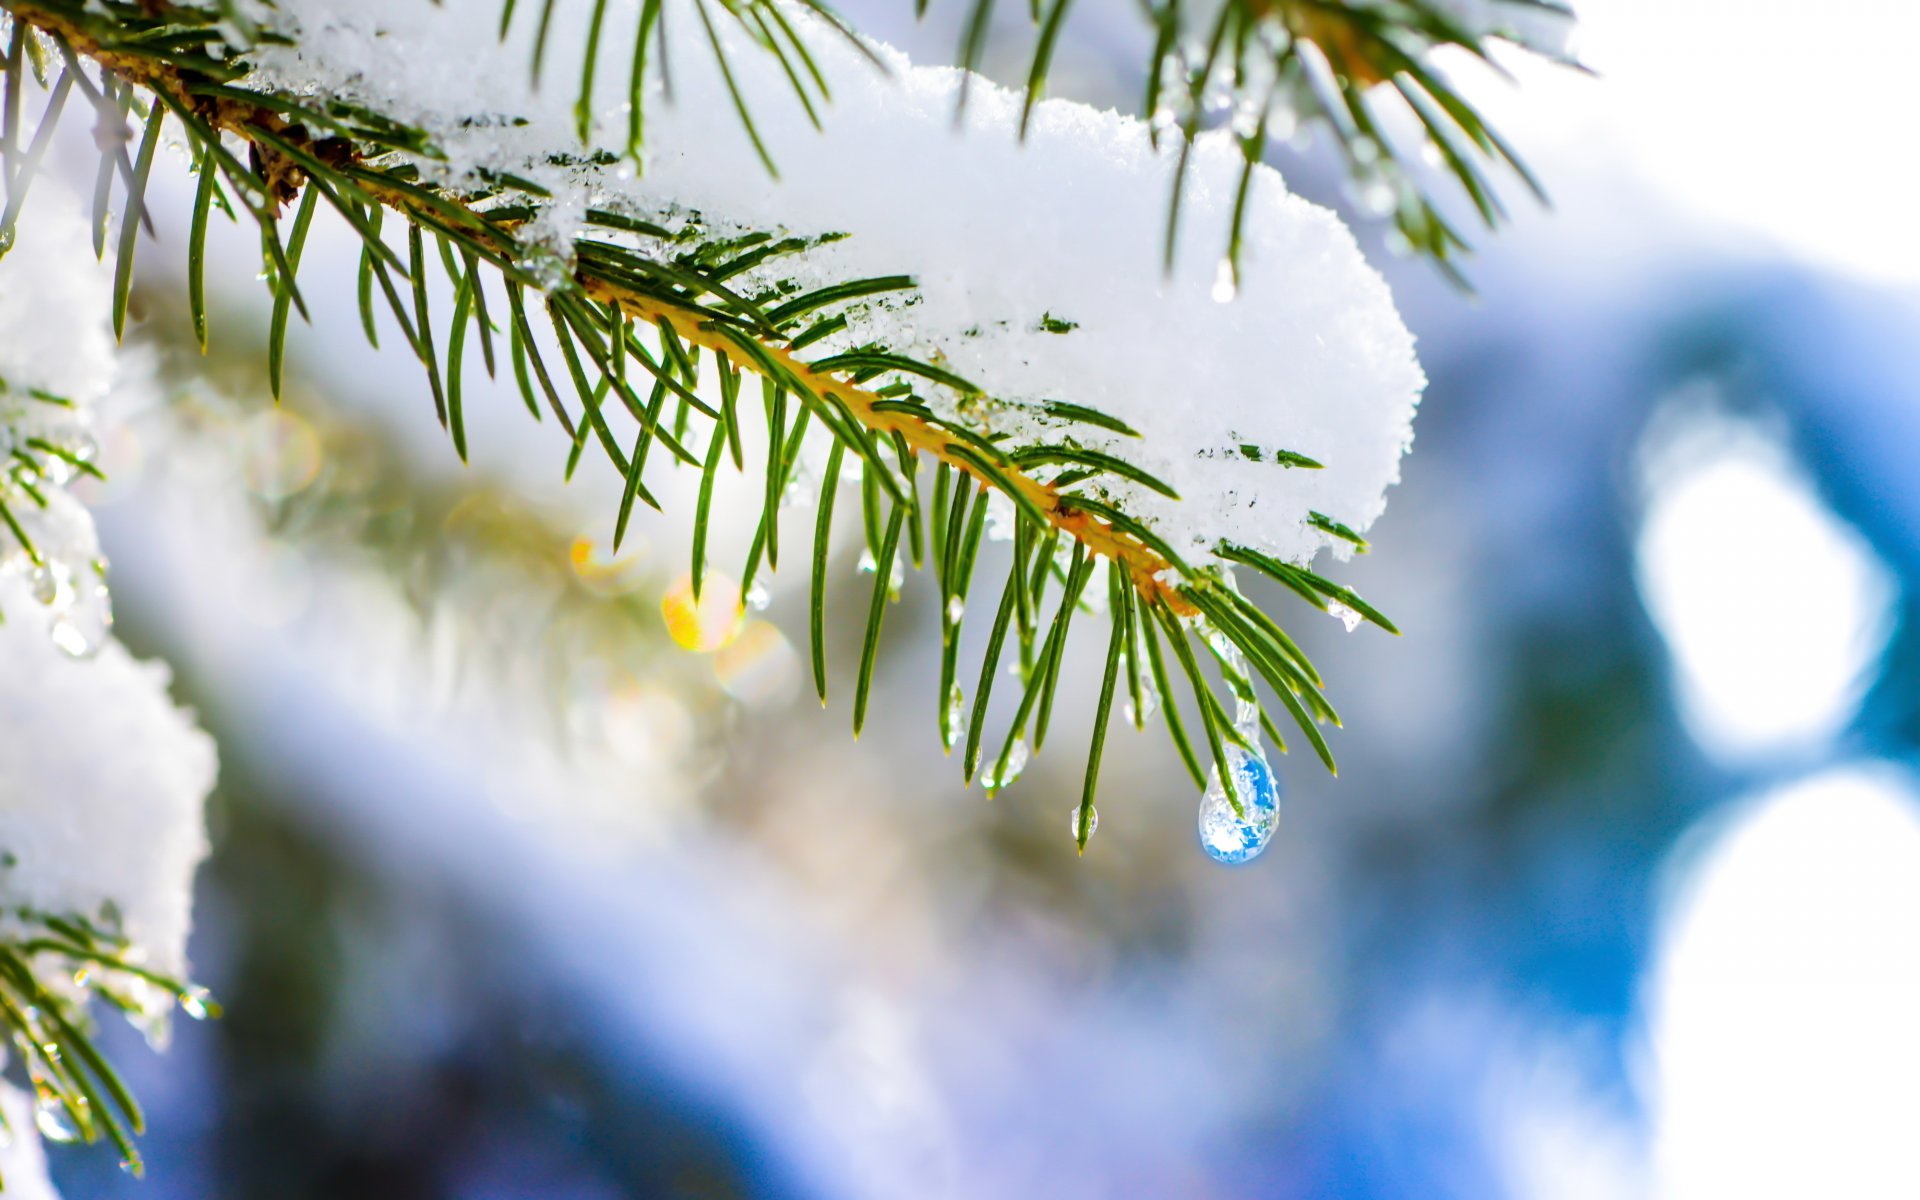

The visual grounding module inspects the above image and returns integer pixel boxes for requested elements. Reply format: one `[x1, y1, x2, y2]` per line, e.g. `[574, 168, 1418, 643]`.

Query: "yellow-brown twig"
[16, 0, 1197, 614]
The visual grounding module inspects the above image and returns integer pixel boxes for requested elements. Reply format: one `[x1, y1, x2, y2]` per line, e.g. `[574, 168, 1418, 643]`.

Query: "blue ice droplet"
[1198, 744, 1281, 865]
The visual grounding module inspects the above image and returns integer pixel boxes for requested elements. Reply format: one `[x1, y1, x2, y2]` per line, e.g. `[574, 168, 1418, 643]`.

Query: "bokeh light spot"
[662, 571, 744, 652]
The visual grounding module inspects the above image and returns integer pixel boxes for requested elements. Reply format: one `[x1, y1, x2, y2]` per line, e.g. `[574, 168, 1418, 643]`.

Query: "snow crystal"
[243, 0, 1424, 572]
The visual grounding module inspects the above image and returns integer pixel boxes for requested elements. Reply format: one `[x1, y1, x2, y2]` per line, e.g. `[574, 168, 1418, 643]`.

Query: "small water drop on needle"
[1211, 259, 1238, 304]
[1326, 599, 1362, 633]
[1198, 741, 1282, 865]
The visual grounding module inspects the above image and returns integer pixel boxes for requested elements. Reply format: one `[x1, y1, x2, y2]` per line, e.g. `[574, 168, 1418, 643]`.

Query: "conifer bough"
[0, 0, 1571, 849]
[0, 0, 1575, 1178]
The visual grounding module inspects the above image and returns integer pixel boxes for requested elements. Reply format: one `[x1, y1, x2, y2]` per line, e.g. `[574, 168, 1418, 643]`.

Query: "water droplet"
[1198, 742, 1282, 865]
[857, 549, 904, 595]
[29, 562, 64, 607]
[34, 1094, 79, 1143]
[1211, 259, 1238, 304]
[942, 683, 966, 748]
[1072, 805, 1098, 842]
[1326, 600, 1363, 633]
[1124, 681, 1160, 727]
[745, 582, 771, 611]
[988, 738, 1029, 790]
[945, 595, 965, 624]
[180, 986, 214, 1020]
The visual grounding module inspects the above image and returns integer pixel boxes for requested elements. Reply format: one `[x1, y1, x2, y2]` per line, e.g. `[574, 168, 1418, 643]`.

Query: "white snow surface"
[245, 0, 1425, 570]
[0, 189, 215, 980]
[0, 575, 216, 977]
[0, 1082, 60, 1200]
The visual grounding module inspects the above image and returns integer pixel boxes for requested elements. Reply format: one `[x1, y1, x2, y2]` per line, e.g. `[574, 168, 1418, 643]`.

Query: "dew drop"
[988, 738, 1030, 790]
[745, 582, 771, 611]
[180, 986, 214, 1020]
[942, 682, 966, 748]
[945, 595, 965, 624]
[1123, 681, 1160, 727]
[1211, 259, 1238, 304]
[1071, 805, 1098, 843]
[1326, 599, 1363, 633]
[1229, 97, 1265, 140]
[1198, 743, 1281, 865]
[34, 1094, 78, 1144]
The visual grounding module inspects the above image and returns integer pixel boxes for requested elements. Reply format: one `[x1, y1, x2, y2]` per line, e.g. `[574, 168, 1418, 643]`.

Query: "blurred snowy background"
[32, 0, 1920, 1195]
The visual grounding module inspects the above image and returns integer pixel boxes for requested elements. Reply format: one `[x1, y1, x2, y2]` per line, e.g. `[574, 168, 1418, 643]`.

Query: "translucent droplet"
[34, 1094, 79, 1144]
[29, 562, 64, 607]
[945, 595, 965, 624]
[858, 549, 904, 595]
[1230, 97, 1265, 140]
[1326, 600, 1363, 633]
[988, 738, 1029, 790]
[1123, 681, 1160, 727]
[942, 683, 966, 748]
[745, 582, 771, 611]
[1198, 743, 1282, 865]
[1071, 805, 1098, 842]
[781, 469, 811, 509]
[180, 986, 214, 1020]
[1211, 259, 1238, 304]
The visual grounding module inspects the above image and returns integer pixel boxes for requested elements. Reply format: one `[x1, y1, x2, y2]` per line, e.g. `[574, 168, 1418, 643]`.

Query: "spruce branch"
[970, 0, 1579, 285]
[0, 0, 1409, 865]
[0, 903, 216, 1183]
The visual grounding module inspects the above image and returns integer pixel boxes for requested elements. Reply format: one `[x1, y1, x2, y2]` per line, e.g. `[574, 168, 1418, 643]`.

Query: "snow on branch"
[251, 0, 1424, 572]
[2, 0, 1431, 852]
[0, 182, 216, 1181]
